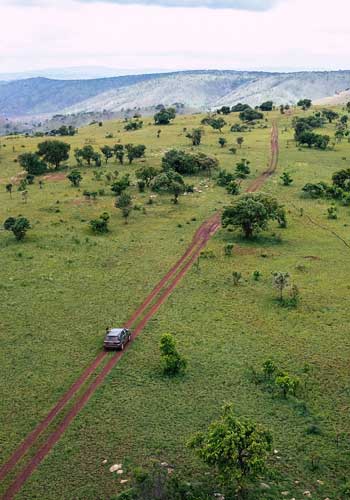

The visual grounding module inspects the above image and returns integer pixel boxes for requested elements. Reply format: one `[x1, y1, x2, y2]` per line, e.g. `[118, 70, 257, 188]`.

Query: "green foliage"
[259, 101, 273, 111]
[216, 169, 235, 187]
[186, 128, 203, 146]
[297, 131, 330, 150]
[18, 152, 48, 176]
[230, 123, 248, 133]
[280, 172, 293, 186]
[231, 103, 251, 112]
[111, 174, 131, 195]
[75, 145, 96, 166]
[322, 109, 339, 123]
[235, 158, 250, 178]
[125, 144, 146, 164]
[4, 216, 31, 240]
[159, 334, 187, 376]
[297, 99, 312, 110]
[5, 183, 13, 197]
[222, 193, 286, 238]
[239, 108, 263, 122]
[114, 144, 125, 164]
[89, 213, 110, 234]
[162, 149, 218, 176]
[136, 166, 160, 187]
[188, 403, 272, 490]
[224, 243, 234, 256]
[232, 271, 242, 285]
[327, 205, 338, 219]
[115, 192, 133, 223]
[218, 137, 227, 148]
[252, 270, 262, 281]
[67, 169, 82, 187]
[226, 180, 240, 195]
[124, 119, 143, 131]
[217, 105, 231, 115]
[100, 145, 114, 163]
[275, 374, 300, 398]
[37, 140, 70, 169]
[154, 107, 176, 125]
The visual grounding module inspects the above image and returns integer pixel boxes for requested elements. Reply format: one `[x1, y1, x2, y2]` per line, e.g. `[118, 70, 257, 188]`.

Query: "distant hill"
[314, 89, 350, 106]
[2, 70, 350, 118]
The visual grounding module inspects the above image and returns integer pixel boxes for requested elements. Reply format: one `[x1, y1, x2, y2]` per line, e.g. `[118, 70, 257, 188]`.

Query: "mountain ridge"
[1, 69, 350, 119]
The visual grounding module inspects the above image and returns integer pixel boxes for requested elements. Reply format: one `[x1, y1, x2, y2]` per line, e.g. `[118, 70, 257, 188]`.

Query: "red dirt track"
[1, 122, 278, 500]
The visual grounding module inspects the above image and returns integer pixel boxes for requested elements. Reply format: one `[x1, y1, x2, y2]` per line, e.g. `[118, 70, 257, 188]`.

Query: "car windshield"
[107, 334, 121, 341]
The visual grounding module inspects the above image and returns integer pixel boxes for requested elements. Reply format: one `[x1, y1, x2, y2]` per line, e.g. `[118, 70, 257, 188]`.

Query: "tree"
[332, 168, 350, 190]
[297, 99, 312, 110]
[90, 212, 110, 233]
[217, 105, 231, 115]
[111, 174, 130, 195]
[236, 136, 244, 149]
[136, 166, 159, 187]
[219, 137, 227, 148]
[226, 180, 240, 195]
[188, 403, 272, 494]
[169, 181, 185, 204]
[322, 109, 339, 123]
[114, 144, 125, 164]
[37, 140, 70, 169]
[74, 145, 95, 166]
[216, 169, 235, 187]
[115, 192, 133, 223]
[5, 183, 13, 198]
[280, 172, 293, 186]
[100, 145, 114, 164]
[222, 193, 286, 239]
[231, 103, 251, 112]
[4, 217, 31, 241]
[67, 169, 82, 187]
[186, 128, 203, 146]
[162, 149, 196, 175]
[239, 109, 263, 122]
[275, 374, 300, 398]
[235, 159, 250, 179]
[125, 144, 146, 164]
[259, 101, 273, 111]
[208, 117, 226, 133]
[124, 119, 143, 131]
[154, 107, 176, 125]
[18, 152, 48, 176]
[272, 272, 290, 301]
[159, 334, 187, 376]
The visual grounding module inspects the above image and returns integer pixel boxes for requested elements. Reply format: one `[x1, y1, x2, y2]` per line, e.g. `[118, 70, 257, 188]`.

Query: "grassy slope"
[1, 109, 350, 499]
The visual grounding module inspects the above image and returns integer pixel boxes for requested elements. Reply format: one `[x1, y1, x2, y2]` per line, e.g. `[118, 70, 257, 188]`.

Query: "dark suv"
[104, 328, 131, 351]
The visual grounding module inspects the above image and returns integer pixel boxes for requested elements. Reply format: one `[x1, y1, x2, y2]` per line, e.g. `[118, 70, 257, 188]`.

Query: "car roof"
[108, 328, 125, 336]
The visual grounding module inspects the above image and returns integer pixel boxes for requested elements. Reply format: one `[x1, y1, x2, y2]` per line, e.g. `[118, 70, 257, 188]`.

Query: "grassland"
[1, 108, 350, 499]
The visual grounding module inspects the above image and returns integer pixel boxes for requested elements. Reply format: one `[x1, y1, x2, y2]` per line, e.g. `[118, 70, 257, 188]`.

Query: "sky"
[1, 0, 350, 75]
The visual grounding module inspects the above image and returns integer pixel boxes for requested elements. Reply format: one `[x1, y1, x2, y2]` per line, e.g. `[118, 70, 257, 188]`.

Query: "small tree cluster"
[4, 216, 31, 240]
[90, 212, 110, 233]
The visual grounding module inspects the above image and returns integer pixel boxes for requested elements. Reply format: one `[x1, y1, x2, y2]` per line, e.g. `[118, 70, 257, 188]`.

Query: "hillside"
[314, 88, 350, 106]
[2, 70, 350, 118]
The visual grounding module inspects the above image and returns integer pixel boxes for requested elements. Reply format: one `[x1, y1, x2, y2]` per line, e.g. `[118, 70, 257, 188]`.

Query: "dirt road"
[0, 122, 278, 500]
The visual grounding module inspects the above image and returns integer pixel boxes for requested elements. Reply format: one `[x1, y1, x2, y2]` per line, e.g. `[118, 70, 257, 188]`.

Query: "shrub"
[4, 217, 31, 240]
[90, 213, 110, 234]
[159, 334, 187, 376]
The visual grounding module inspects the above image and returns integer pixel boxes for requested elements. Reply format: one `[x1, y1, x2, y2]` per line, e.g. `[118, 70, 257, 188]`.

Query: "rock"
[281, 492, 289, 496]
[167, 468, 174, 475]
[274, 449, 279, 454]
[102, 459, 108, 465]
[317, 480, 324, 485]
[295, 481, 300, 484]
[120, 479, 128, 484]
[117, 469, 124, 475]
[260, 483, 271, 490]
[303, 491, 312, 497]
[160, 462, 169, 467]
[109, 464, 122, 473]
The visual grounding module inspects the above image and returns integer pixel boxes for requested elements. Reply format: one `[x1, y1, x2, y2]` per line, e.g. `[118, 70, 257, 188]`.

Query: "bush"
[4, 217, 31, 240]
[89, 213, 110, 234]
[159, 334, 187, 376]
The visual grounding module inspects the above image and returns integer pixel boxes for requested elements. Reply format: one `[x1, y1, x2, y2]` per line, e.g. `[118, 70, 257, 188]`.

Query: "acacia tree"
[154, 107, 176, 125]
[208, 117, 226, 133]
[222, 193, 286, 238]
[236, 136, 244, 149]
[136, 166, 159, 187]
[37, 140, 70, 169]
[219, 137, 227, 148]
[188, 403, 272, 495]
[18, 152, 47, 176]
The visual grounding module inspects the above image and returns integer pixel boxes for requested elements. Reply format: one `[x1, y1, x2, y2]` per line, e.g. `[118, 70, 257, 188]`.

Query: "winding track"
[1, 122, 279, 500]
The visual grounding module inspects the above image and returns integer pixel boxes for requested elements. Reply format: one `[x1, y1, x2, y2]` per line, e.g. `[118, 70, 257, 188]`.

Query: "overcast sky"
[1, 0, 350, 74]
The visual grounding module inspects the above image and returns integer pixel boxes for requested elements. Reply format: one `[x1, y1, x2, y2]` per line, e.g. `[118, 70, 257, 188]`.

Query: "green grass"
[1, 109, 350, 499]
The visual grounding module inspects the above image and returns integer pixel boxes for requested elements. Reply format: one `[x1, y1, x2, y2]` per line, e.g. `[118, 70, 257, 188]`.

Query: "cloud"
[7, 0, 282, 10]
